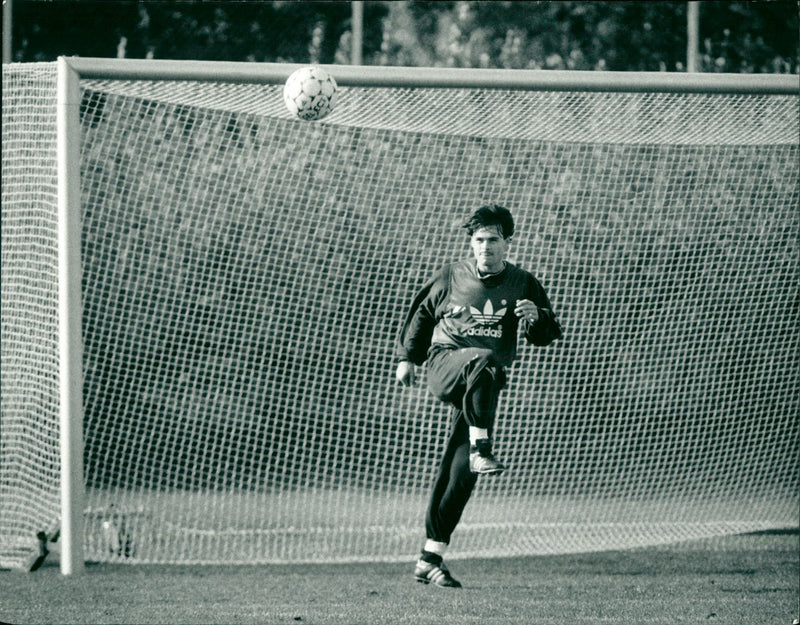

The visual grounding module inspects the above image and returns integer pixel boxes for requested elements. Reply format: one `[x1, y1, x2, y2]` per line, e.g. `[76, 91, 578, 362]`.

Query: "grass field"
[2, 531, 797, 625]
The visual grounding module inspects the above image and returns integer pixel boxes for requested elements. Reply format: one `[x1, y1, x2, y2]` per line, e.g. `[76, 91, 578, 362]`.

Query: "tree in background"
[381, 1, 798, 71]
[9, 0, 799, 72]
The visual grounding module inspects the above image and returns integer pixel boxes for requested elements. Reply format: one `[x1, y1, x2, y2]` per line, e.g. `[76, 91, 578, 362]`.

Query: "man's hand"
[515, 299, 540, 323]
[396, 360, 416, 387]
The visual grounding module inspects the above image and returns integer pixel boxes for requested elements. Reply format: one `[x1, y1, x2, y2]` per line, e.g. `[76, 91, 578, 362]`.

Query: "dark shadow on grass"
[742, 528, 799, 536]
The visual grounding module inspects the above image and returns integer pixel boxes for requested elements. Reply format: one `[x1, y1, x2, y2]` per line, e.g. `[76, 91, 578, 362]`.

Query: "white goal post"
[2, 57, 797, 576]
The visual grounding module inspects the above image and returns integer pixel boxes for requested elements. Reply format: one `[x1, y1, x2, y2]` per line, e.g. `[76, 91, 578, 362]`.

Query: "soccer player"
[395, 204, 562, 588]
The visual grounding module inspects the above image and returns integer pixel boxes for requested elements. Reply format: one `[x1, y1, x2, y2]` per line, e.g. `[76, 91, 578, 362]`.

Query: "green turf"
[1, 532, 797, 625]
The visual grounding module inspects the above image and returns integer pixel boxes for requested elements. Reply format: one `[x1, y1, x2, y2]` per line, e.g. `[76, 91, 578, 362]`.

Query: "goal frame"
[55, 56, 798, 575]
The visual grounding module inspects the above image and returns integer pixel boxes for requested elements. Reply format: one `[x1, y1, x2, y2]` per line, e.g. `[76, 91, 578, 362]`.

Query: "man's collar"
[470, 258, 508, 279]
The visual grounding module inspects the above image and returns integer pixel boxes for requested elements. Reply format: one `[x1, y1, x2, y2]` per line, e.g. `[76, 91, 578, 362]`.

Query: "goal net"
[2, 61, 798, 568]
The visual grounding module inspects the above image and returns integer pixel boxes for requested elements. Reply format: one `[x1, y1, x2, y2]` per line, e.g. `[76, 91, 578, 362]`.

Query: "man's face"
[470, 225, 509, 274]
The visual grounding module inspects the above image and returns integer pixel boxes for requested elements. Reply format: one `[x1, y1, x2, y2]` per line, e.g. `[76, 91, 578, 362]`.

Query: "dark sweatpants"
[424, 347, 506, 544]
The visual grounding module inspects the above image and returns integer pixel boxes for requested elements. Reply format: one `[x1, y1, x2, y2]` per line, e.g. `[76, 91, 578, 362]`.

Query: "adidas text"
[466, 326, 503, 338]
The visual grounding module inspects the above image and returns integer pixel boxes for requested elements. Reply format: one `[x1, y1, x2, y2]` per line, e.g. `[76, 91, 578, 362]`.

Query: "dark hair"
[462, 204, 514, 239]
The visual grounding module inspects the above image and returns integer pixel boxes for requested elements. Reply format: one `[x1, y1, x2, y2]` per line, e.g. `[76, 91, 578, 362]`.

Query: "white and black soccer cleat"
[414, 558, 462, 588]
[469, 439, 505, 475]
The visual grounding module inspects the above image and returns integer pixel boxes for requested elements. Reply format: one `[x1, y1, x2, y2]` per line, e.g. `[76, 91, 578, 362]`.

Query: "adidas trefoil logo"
[469, 300, 507, 326]
[465, 300, 506, 338]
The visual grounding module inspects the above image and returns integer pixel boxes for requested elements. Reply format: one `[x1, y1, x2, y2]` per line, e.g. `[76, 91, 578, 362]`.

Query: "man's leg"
[414, 348, 507, 587]
[415, 407, 475, 588]
[427, 348, 507, 475]
[424, 408, 477, 546]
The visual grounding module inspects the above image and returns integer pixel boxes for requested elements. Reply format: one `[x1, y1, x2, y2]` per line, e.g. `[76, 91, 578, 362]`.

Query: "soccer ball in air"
[283, 66, 338, 121]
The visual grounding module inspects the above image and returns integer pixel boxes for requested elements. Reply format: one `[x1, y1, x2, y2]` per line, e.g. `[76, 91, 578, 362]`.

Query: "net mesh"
[1, 62, 797, 567]
[1, 64, 61, 568]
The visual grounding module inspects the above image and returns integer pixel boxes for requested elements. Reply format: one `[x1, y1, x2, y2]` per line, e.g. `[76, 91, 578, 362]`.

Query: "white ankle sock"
[469, 427, 489, 446]
[423, 539, 448, 557]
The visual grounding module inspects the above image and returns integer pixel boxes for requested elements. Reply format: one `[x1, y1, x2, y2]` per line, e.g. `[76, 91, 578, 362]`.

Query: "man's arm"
[521, 275, 563, 347]
[394, 266, 450, 383]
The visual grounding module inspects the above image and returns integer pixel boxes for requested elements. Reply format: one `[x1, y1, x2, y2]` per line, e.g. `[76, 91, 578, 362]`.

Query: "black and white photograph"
[1, 2, 798, 624]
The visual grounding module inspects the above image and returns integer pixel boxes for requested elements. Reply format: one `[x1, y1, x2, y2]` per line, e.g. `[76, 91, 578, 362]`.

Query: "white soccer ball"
[283, 66, 338, 121]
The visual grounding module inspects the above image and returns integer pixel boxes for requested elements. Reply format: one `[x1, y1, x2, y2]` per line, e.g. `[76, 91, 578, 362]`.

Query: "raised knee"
[468, 351, 499, 373]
